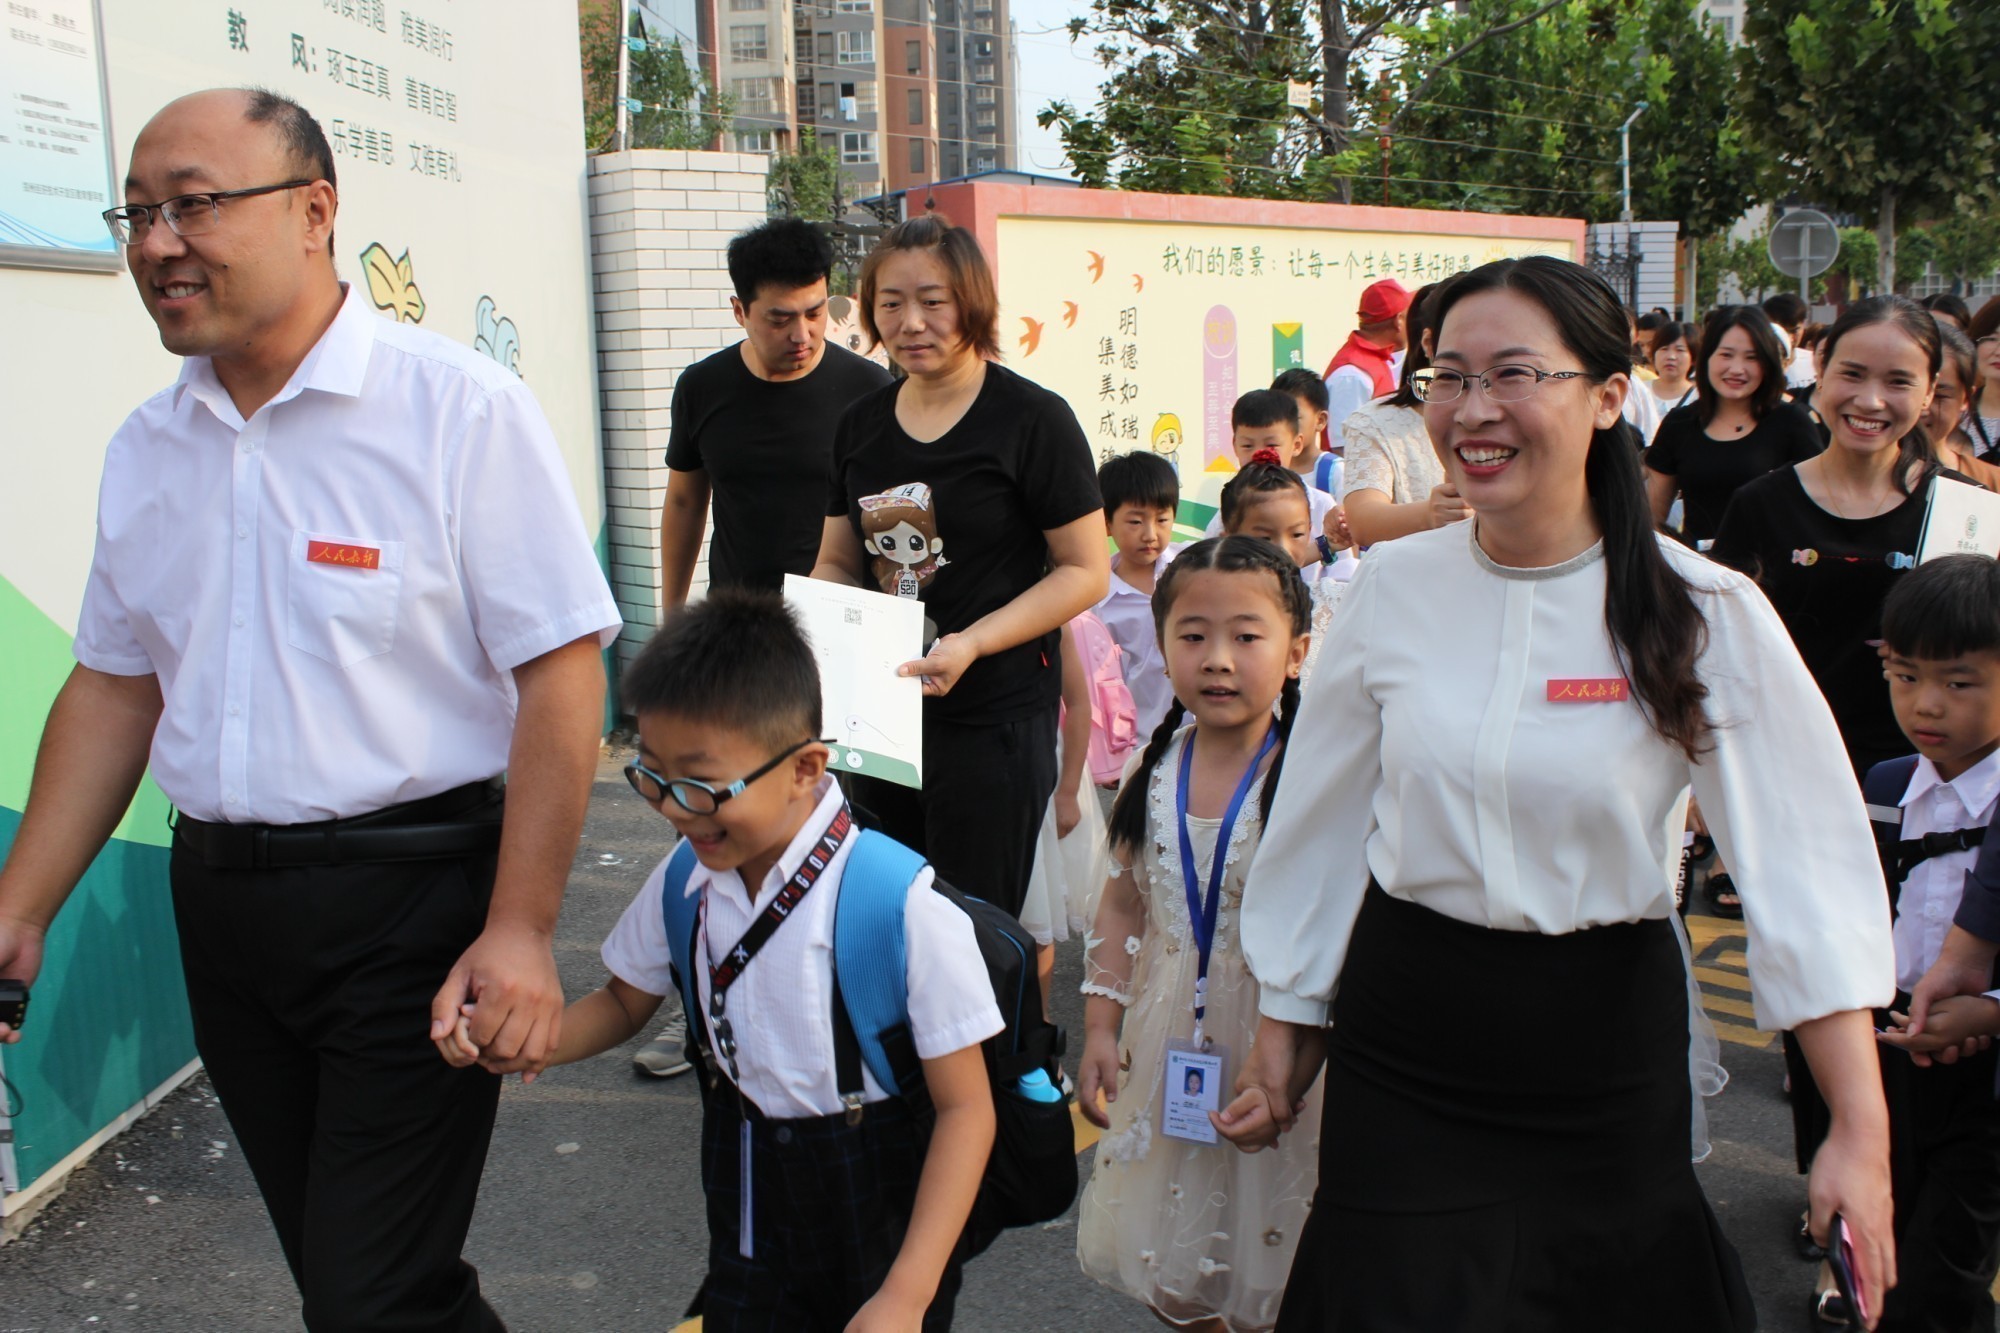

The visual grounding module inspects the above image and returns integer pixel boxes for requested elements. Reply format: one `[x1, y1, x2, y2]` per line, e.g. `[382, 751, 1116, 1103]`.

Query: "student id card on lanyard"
[704, 805, 853, 1258]
[1161, 726, 1276, 1147]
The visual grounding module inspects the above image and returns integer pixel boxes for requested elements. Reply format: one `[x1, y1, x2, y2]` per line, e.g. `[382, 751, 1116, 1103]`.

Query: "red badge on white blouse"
[1546, 678, 1628, 702]
[306, 541, 382, 571]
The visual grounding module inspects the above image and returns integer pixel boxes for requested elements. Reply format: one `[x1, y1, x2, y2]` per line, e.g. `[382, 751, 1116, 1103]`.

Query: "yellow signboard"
[994, 215, 1573, 512]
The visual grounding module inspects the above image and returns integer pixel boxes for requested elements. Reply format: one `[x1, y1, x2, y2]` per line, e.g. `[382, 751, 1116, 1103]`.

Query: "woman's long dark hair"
[1383, 282, 1441, 411]
[1816, 294, 1942, 495]
[1694, 305, 1790, 427]
[1430, 256, 1711, 761]
[1106, 537, 1312, 857]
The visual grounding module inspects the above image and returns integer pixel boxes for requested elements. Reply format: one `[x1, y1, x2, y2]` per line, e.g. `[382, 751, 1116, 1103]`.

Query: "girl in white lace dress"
[1075, 537, 1323, 1332]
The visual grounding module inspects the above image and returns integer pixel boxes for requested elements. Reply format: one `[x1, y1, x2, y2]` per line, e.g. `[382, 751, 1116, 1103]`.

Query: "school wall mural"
[0, 0, 603, 1203]
[948, 189, 1582, 530]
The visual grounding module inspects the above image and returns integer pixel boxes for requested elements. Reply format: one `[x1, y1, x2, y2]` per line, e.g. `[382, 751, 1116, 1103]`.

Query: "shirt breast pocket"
[286, 530, 406, 668]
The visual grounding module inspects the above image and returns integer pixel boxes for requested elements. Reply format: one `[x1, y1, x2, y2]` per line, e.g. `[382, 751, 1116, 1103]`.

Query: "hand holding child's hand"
[1076, 1029, 1122, 1130]
[1322, 504, 1354, 553]
[1214, 1085, 1281, 1152]
[1879, 996, 2000, 1065]
[435, 1003, 483, 1068]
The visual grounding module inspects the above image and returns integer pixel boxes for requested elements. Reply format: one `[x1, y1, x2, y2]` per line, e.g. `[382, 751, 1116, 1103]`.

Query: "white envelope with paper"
[783, 575, 925, 789]
[1917, 475, 2000, 563]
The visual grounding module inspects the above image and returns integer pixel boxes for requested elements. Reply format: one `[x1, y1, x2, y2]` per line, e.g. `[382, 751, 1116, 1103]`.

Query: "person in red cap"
[1321, 277, 1413, 457]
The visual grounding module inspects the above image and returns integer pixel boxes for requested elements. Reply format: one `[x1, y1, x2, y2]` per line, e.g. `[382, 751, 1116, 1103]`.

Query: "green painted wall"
[1, 575, 190, 1190]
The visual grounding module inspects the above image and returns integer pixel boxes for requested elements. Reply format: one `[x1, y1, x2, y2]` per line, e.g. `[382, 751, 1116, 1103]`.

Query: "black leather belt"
[171, 778, 506, 870]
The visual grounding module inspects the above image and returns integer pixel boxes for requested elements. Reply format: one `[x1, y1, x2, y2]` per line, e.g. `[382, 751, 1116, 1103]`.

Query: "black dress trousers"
[169, 839, 506, 1333]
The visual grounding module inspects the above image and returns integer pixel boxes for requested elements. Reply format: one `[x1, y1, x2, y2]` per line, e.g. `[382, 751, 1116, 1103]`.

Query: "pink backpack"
[1067, 611, 1139, 786]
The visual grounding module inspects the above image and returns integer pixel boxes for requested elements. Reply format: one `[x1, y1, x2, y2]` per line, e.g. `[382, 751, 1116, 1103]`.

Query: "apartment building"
[699, 0, 1014, 191]
[713, 0, 799, 154]
[932, 0, 1011, 179]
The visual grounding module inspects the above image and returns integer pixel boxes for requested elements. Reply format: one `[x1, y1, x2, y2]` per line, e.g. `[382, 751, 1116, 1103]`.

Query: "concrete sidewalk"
[0, 752, 1885, 1329]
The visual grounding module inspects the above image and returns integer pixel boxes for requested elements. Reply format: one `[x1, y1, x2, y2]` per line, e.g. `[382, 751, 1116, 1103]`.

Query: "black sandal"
[1689, 832, 1716, 866]
[1705, 871, 1743, 920]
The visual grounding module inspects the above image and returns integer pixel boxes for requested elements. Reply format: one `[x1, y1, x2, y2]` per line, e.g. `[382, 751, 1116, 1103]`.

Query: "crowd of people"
[9, 83, 2000, 1333]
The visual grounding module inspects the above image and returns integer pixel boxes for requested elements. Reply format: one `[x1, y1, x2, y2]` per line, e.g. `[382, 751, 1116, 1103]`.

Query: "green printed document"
[783, 575, 925, 789]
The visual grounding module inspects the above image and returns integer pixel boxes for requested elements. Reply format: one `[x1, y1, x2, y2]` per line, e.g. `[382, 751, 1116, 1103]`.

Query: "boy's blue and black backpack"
[1864, 754, 1986, 908]
[659, 828, 1079, 1245]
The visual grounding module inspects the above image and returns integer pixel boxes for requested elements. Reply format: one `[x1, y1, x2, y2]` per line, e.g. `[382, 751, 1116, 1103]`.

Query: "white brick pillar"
[588, 149, 772, 682]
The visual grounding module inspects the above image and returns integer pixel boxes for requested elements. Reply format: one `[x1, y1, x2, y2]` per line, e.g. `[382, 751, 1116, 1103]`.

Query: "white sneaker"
[632, 1012, 691, 1078]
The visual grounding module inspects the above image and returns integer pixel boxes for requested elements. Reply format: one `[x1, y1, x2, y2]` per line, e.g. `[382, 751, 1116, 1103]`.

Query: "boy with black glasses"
[438, 590, 1000, 1331]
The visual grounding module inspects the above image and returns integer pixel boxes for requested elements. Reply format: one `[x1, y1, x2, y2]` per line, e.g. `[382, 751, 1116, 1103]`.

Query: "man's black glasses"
[102, 180, 316, 245]
[624, 738, 832, 814]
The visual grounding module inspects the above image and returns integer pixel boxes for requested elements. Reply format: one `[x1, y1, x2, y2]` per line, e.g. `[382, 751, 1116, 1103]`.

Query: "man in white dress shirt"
[0, 89, 620, 1331]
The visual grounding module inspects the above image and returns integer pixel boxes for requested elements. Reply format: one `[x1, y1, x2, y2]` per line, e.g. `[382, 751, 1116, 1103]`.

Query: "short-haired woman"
[1643, 305, 1824, 549]
[811, 215, 1107, 920]
[1226, 257, 1896, 1330]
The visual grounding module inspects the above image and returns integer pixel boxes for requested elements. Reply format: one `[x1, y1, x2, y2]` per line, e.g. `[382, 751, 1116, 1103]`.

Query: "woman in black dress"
[1643, 305, 1822, 550]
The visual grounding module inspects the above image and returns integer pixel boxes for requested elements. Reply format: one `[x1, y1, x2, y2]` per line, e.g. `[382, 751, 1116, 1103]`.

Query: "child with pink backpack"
[1019, 618, 1134, 999]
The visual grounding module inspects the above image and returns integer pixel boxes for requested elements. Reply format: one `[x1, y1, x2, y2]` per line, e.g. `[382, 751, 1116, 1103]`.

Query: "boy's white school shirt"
[1894, 750, 2000, 1000]
[601, 777, 1003, 1119]
[1095, 546, 1180, 739]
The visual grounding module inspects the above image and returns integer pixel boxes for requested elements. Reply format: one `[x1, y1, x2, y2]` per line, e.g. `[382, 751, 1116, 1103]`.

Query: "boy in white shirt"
[440, 591, 1000, 1331]
[1865, 556, 2000, 1332]
[1094, 451, 1180, 738]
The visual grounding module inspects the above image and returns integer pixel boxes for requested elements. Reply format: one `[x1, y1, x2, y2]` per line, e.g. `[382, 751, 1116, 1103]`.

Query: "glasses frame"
[624, 737, 833, 814]
[101, 179, 316, 245]
[1412, 364, 1588, 405]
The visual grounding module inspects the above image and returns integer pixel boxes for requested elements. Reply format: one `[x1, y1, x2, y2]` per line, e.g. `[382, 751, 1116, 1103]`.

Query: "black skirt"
[1277, 885, 1754, 1332]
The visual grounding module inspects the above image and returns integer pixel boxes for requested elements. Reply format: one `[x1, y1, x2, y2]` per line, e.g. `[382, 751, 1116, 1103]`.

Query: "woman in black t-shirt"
[1643, 305, 1822, 550]
[1710, 297, 1948, 775]
[812, 215, 1108, 919]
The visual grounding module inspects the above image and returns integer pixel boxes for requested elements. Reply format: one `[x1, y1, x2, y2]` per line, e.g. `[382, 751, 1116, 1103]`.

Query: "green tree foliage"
[1036, 0, 1320, 199]
[1372, 0, 1748, 231]
[578, 1, 734, 152]
[767, 129, 842, 224]
[1737, 0, 2000, 293]
[1931, 214, 2000, 294]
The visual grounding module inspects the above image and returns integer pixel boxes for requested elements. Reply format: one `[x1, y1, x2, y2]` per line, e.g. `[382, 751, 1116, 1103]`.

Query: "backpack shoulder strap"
[1863, 755, 1919, 827]
[1863, 755, 1923, 902]
[833, 829, 926, 1097]
[657, 840, 704, 1030]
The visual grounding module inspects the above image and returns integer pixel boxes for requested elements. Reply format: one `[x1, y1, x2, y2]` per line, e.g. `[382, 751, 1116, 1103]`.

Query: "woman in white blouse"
[1224, 257, 1897, 1329]
[1338, 283, 1474, 546]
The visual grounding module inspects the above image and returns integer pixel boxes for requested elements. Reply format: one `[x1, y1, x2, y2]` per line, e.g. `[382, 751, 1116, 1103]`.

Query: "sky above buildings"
[1008, 0, 1102, 178]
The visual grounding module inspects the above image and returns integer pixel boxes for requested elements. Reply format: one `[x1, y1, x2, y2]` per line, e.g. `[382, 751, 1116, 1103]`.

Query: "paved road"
[0, 755, 1947, 1330]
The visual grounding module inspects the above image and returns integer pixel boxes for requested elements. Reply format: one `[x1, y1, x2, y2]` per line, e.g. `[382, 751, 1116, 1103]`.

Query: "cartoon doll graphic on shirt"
[859, 482, 949, 599]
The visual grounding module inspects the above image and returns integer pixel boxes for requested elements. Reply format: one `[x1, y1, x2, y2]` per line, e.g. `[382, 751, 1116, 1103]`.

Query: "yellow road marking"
[673, 1321, 701, 1332]
[1711, 1018, 1776, 1049]
[1694, 966, 1751, 994]
[1716, 950, 1748, 970]
[1700, 991, 1759, 1022]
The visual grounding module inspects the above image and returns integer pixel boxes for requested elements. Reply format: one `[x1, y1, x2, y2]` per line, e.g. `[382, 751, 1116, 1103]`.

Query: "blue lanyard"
[1175, 724, 1278, 1043]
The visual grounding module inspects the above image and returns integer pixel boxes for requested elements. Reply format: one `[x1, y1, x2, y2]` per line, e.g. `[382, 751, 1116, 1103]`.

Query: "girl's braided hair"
[1107, 535, 1312, 857]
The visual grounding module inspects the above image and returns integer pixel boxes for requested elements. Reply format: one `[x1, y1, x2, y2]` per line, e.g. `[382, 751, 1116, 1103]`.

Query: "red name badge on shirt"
[1547, 678, 1629, 703]
[306, 540, 382, 571]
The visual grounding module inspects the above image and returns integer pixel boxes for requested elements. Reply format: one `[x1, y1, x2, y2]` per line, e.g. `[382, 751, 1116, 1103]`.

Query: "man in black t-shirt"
[658, 219, 892, 603]
[641, 219, 890, 1079]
